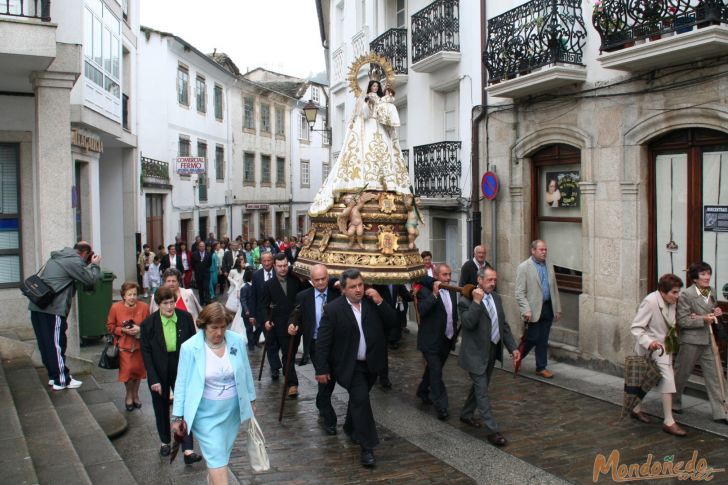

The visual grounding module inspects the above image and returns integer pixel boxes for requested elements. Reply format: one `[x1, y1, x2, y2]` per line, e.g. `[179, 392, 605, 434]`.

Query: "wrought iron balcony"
[485, 0, 586, 85]
[141, 156, 172, 190]
[593, 0, 728, 52]
[413, 141, 461, 198]
[370, 28, 408, 75]
[1, 0, 50, 21]
[411, 0, 460, 71]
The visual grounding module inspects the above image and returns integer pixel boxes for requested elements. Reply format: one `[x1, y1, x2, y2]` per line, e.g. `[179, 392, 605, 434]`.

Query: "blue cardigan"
[172, 330, 256, 429]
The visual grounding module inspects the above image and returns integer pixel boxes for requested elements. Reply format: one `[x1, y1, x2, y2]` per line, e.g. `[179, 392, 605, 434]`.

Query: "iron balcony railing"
[140, 156, 172, 189]
[1, 0, 50, 20]
[411, 0, 460, 65]
[485, 0, 586, 84]
[413, 141, 461, 198]
[593, 0, 728, 52]
[370, 28, 408, 75]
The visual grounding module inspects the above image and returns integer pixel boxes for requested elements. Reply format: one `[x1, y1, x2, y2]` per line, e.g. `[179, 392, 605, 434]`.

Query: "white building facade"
[320, 0, 481, 278]
[0, 0, 140, 345]
[137, 27, 236, 249]
[291, 80, 331, 236]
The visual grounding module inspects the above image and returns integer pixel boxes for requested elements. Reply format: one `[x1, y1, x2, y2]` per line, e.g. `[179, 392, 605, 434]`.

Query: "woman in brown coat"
[106, 281, 150, 411]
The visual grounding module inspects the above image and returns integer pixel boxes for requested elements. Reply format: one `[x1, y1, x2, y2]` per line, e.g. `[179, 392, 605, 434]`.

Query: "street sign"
[176, 157, 206, 175]
[481, 171, 499, 201]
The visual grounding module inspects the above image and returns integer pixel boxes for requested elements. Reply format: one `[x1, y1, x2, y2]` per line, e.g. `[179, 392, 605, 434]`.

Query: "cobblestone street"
[89, 320, 728, 485]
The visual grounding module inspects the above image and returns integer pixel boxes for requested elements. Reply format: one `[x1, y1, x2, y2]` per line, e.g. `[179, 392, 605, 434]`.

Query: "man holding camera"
[28, 242, 102, 390]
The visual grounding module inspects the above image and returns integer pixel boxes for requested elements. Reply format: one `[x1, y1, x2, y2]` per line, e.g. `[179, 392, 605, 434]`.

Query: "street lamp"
[302, 100, 331, 137]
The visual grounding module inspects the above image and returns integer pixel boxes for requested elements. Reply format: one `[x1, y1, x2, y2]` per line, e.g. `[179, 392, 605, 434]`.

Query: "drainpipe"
[470, 0, 488, 251]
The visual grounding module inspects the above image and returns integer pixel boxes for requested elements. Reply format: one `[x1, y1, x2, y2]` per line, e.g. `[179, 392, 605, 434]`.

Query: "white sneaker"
[52, 378, 82, 390]
[48, 380, 53, 386]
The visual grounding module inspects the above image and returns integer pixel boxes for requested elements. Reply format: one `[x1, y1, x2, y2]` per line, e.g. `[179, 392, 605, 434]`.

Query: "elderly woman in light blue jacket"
[172, 302, 256, 485]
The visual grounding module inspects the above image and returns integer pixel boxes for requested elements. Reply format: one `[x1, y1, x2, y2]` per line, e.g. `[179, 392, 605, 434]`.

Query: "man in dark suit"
[160, 244, 184, 273]
[139, 286, 200, 463]
[458, 266, 519, 446]
[288, 264, 341, 434]
[251, 252, 279, 373]
[314, 269, 395, 467]
[415, 263, 458, 420]
[372, 283, 411, 389]
[191, 240, 212, 306]
[263, 253, 304, 397]
[284, 236, 302, 265]
[458, 245, 492, 287]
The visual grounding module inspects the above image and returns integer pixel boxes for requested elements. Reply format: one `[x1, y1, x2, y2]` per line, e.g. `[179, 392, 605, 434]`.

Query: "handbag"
[247, 416, 270, 472]
[98, 334, 120, 370]
[20, 263, 56, 308]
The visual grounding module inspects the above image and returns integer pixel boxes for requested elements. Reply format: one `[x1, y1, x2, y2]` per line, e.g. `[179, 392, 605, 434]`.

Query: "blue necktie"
[484, 294, 500, 344]
[314, 292, 325, 340]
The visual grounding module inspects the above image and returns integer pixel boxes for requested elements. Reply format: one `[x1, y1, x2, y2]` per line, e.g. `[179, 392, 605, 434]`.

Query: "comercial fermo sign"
[176, 157, 206, 175]
[71, 129, 103, 153]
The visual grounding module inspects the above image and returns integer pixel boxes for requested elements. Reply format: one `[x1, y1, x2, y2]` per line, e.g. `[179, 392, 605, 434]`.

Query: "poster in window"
[545, 171, 580, 208]
[703, 205, 728, 232]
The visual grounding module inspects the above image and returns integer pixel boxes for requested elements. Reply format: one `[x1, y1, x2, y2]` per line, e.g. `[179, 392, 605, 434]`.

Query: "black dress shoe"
[183, 452, 203, 465]
[271, 369, 280, 380]
[487, 432, 507, 446]
[125, 403, 134, 412]
[437, 409, 449, 420]
[133, 401, 142, 409]
[324, 425, 337, 436]
[360, 448, 376, 467]
[416, 392, 432, 405]
[714, 418, 728, 425]
[672, 408, 684, 415]
[380, 378, 392, 390]
[159, 444, 171, 457]
[297, 357, 309, 366]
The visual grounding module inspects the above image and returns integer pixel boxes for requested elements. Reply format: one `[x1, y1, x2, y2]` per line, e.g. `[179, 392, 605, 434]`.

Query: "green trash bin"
[77, 269, 116, 341]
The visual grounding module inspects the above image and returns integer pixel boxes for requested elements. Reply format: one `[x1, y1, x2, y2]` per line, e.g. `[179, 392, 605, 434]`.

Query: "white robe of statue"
[309, 92, 410, 216]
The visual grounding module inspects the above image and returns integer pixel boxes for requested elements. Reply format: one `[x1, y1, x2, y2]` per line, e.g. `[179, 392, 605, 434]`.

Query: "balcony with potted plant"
[484, 0, 587, 99]
[594, 0, 728, 72]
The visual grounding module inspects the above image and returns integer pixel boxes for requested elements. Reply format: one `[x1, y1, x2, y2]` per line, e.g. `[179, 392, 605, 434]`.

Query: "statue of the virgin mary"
[309, 64, 410, 216]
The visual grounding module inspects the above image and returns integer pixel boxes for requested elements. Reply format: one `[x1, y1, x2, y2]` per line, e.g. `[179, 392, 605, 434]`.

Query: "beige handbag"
[247, 416, 270, 472]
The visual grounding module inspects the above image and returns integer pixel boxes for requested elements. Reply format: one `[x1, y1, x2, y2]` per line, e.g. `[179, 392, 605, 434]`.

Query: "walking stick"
[278, 333, 298, 422]
[257, 328, 270, 381]
[707, 318, 728, 414]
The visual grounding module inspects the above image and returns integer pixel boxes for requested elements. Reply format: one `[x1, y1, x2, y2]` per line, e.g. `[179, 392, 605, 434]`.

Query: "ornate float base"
[293, 191, 425, 284]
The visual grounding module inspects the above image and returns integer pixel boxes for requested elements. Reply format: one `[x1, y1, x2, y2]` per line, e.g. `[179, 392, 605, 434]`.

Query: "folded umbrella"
[170, 419, 188, 463]
[513, 322, 528, 378]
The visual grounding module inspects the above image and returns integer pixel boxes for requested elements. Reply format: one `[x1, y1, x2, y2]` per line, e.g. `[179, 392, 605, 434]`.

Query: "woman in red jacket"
[106, 281, 150, 411]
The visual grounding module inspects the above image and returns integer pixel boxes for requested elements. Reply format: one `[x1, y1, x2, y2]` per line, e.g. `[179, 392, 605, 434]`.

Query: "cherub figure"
[404, 194, 424, 249]
[338, 193, 375, 248]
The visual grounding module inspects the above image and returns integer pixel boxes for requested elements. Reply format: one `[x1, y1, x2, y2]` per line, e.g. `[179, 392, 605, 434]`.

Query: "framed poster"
[545, 170, 580, 208]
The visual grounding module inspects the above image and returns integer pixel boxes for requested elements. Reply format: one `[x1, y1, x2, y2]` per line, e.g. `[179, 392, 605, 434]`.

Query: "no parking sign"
[481, 171, 499, 201]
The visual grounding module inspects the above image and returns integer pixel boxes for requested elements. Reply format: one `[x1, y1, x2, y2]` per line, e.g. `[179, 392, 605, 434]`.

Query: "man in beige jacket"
[515, 240, 561, 378]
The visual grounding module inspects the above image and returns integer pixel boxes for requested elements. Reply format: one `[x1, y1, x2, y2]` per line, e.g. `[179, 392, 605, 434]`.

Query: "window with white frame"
[298, 113, 309, 141]
[214, 84, 223, 120]
[215, 145, 224, 181]
[261, 155, 271, 184]
[243, 96, 255, 130]
[275, 106, 285, 136]
[177, 65, 189, 106]
[322, 113, 330, 145]
[396, 0, 406, 28]
[276, 157, 285, 187]
[196, 76, 206, 113]
[322, 161, 330, 182]
[311, 86, 320, 103]
[300, 160, 310, 187]
[260, 103, 271, 133]
[178, 136, 190, 156]
[243, 152, 255, 185]
[83, 1, 121, 117]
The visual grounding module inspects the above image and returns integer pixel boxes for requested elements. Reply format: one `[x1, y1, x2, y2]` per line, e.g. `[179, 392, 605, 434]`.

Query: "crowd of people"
[25, 237, 728, 482]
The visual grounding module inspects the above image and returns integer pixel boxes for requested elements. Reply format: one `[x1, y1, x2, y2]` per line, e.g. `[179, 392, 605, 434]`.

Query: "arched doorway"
[530, 144, 583, 346]
[648, 128, 728, 367]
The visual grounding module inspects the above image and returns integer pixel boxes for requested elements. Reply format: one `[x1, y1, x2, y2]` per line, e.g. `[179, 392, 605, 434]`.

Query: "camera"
[123, 320, 135, 329]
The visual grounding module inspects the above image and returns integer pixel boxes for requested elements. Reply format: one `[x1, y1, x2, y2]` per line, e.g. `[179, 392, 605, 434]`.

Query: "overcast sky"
[140, 0, 326, 79]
